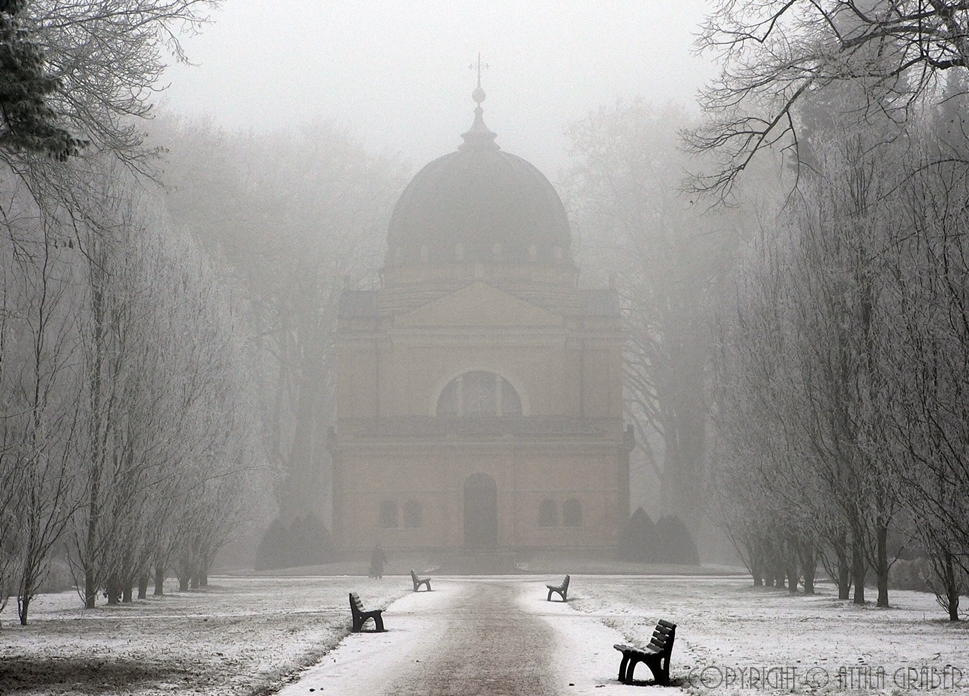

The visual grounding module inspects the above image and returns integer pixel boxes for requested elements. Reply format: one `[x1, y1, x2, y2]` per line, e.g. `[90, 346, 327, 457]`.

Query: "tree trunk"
[84, 276, 106, 612]
[750, 541, 764, 586]
[945, 551, 960, 622]
[18, 594, 30, 626]
[851, 537, 866, 605]
[834, 538, 852, 600]
[153, 565, 165, 596]
[137, 574, 148, 600]
[875, 522, 889, 608]
[106, 575, 121, 605]
[785, 541, 799, 594]
[798, 539, 816, 595]
[84, 576, 96, 609]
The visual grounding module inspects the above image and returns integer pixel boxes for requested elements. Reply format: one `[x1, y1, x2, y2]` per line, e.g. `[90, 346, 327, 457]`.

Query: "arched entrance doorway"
[463, 473, 498, 548]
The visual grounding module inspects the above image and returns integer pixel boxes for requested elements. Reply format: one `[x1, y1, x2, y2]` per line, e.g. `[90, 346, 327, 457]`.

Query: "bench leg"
[626, 657, 641, 684]
[644, 656, 669, 686]
[618, 654, 630, 682]
[373, 614, 384, 632]
[547, 588, 554, 601]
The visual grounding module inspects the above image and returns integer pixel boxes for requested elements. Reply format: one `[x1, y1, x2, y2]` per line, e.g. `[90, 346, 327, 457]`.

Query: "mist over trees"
[698, 1, 969, 618]
[565, 13, 969, 620]
[3, 0, 969, 633]
[688, 0, 969, 197]
[565, 101, 740, 543]
[0, 157, 267, 623]
[0, 0, 287, 625]
[150, 116, 407, 533]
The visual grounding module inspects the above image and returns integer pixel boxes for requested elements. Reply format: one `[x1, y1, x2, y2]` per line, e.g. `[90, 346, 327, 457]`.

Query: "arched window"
[437, 371, 522, 417]
[379, 500, 398, 529]
[403, 499, 422, 528]
[563, 498, 582, 527]
[538, 499, 557, 527]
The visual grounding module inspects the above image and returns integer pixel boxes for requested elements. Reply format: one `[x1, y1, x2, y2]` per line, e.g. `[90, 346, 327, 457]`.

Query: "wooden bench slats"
[613, 619, 676, 685]
[410, 569, 431, 592]
[349, 592, 385, 632]
[546, 574, 570, 602]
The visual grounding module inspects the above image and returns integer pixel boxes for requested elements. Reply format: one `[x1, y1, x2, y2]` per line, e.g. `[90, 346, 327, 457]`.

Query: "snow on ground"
[276, 579, 463, 696]
[1, 572, 967, 695]
[520, 580, 671, 694]
[0, 576, 409, 695]
[565, 575, 969, 694]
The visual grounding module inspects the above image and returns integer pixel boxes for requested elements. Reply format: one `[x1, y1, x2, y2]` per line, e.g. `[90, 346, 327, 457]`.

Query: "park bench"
[410, 569, 432, 592]
[349, 592, 385, 632]
[546, 574, 570, 602]
[613, 619, 676, 686]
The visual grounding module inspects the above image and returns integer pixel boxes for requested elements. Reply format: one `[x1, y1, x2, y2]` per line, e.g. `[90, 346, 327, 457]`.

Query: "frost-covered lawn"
[1, 573, 967, 694]
[568, 576, 969, 693]
[0, 576, 409, 695]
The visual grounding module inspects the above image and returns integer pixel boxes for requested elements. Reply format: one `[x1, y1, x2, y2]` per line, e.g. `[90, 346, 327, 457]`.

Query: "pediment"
[396, 282, 561, 328]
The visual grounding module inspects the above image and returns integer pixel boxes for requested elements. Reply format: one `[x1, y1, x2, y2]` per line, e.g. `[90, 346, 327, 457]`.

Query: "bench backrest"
[649, 619, 676, 653]
[410, 569, 418, 581]
[349, 592, 364, 616]
[562, 574, 570, 589]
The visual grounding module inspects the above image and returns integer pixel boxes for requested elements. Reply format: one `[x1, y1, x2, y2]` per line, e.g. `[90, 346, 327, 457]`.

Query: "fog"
[6, 2, 969, 663]
[162, 0, 713, 175]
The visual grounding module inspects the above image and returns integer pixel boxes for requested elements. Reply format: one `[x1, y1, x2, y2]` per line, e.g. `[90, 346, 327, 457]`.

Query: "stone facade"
[330, 90, 630, 553]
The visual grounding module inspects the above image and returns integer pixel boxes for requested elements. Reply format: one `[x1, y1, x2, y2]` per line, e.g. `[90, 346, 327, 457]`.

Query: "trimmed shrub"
[654, 515, 700, 565]
[254, 518, 289, 571]
[619, 507, 657, 563]
[254, 514, 335, 570]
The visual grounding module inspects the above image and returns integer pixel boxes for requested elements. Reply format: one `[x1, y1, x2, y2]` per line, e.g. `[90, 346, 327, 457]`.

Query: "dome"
[387, 90, 572, 267]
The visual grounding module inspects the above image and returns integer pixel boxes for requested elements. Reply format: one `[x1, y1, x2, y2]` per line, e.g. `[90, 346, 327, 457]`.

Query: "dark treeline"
[567, 72, 969, 623]
[0, 0, 254, 628]
[691, 0, 969, 621]
[0, 1, 405, 626]
[710, 86, 969, 619]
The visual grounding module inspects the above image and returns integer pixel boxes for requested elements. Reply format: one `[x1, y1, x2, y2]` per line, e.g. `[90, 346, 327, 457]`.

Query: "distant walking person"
[369, 544, 387, 579]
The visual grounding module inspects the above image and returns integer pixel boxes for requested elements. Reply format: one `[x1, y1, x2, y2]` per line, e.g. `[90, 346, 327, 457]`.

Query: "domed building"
[331, 85, 632, 557]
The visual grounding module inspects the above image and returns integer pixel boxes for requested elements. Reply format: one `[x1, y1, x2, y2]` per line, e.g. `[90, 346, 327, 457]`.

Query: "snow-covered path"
[275, 577, 665, 696]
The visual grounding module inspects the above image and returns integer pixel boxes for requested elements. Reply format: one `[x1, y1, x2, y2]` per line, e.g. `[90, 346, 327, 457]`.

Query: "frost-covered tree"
[689, 0, 969, 197]
[565, 102, 737, 537]
[152, 116, 406, 529]
[0, 175, 84, 625]
[1, 0, 217, 169]
[0, 0, 81, 159]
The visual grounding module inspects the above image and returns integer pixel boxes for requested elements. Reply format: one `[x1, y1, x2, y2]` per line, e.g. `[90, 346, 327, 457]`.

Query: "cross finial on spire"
[470, 53, 489, 104]
[460, 53, 498, 151]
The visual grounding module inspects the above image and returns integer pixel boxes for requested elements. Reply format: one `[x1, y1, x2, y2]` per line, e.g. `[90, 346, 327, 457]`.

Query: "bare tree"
[880, 141, 969, 619]
[688, 0, 969, 197]
[565, 101, 738, 537]
[153, 117, 406, 530]
[0, 171, 86, 625]
[1, 0, 219, 168]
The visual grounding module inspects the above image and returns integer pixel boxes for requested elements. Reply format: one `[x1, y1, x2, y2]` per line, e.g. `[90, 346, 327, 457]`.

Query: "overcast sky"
[162, 1, 714, 177]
